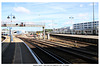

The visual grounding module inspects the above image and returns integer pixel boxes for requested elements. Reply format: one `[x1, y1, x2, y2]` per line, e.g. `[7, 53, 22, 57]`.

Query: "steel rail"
[51, 36, 97, 46]
[23, 39, 71, 64]
[39, 40, 97, 56]
[21, 38, 97, 56]
[27, 39, 98, 63]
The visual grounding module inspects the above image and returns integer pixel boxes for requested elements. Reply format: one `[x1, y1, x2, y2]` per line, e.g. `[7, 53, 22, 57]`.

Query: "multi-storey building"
[73, 21, 99, 34]
[51, 21, 99, 35]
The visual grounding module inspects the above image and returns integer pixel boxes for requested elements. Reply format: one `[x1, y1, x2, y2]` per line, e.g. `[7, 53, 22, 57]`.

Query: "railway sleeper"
[25, 40, 71, 64]
[37, 40, 98, 56]
[19, 38, 98, 63]
[28, 39, 98, 64]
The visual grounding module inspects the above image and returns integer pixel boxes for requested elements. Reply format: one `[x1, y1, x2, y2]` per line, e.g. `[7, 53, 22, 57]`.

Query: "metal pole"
[11, 13, 12, 22]
[7, 13, 15, 43]
[10, 13, 12, 43]
[43, 26, 45, 40]
[93, 2, 95, 35]
[10, 28, 11, 43]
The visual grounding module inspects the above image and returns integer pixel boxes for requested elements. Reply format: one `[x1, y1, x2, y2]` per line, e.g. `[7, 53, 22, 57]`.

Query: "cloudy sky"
[1, 2, 99, 31]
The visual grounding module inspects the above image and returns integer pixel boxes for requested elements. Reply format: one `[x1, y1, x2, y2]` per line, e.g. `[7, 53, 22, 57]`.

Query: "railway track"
[30, 39, 98, 62]
[21, 39, 71, 64]
[49, 36, 98, 52]
[50, 36, 98, 46]
[42, 39, 97, 56]
[50, 35, 98, 44]
[20, 37, 98, 64]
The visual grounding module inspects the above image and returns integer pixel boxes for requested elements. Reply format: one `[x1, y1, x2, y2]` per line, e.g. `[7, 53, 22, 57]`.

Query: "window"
[84, 25, 87, 26]
[93, 22, 96, 23]
[84, 27, 87, 28]
[88, 27, 91, 29]
[84, 23, 87, 24]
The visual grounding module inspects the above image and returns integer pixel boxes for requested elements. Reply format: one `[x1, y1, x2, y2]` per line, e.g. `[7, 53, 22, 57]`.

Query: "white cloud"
[13, 7, 30, 14]
[80, 4, 83, 7]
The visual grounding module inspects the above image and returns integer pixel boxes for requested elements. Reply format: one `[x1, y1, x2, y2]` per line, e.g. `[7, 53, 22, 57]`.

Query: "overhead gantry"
[1, 22, 46, 40]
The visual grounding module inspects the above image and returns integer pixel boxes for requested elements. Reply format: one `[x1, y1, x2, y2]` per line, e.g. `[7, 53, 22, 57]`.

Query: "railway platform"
[50, 34, 98, 44]
[2, 36, 40, 64]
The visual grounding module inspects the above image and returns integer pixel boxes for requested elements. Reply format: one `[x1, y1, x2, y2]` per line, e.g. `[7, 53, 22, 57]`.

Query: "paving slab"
[2, 35, 38, 64]
[3, 36, 23, 43]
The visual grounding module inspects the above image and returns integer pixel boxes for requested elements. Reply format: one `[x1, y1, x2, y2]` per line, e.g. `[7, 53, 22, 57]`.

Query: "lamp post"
[43, 25, 45, 40]
[69, 16, 74, 35]
[7, 13, 15, 43]
[93, 2, 95, 35]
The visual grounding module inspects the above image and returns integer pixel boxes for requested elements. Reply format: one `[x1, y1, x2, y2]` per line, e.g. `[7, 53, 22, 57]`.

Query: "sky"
[1, 2, 99, 31]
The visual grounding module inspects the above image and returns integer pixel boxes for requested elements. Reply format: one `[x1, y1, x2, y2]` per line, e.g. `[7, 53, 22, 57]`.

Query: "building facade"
[73, 21, 99, 35]
[2, 29, 9, 35]
[51, 27, 71, 34]
[51, 21, 99, 35]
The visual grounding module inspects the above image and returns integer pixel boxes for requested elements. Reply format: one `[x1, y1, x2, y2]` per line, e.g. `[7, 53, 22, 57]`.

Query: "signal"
[20, 22, 25, 27]
[16, 23, 18, 26]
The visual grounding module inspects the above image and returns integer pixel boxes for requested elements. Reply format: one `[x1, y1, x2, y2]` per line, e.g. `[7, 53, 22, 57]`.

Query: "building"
[51, 21, 99, 35]
[73, 21, 99, 35]
[51, 27, 71, 34]
[2, 29, 9, 36]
